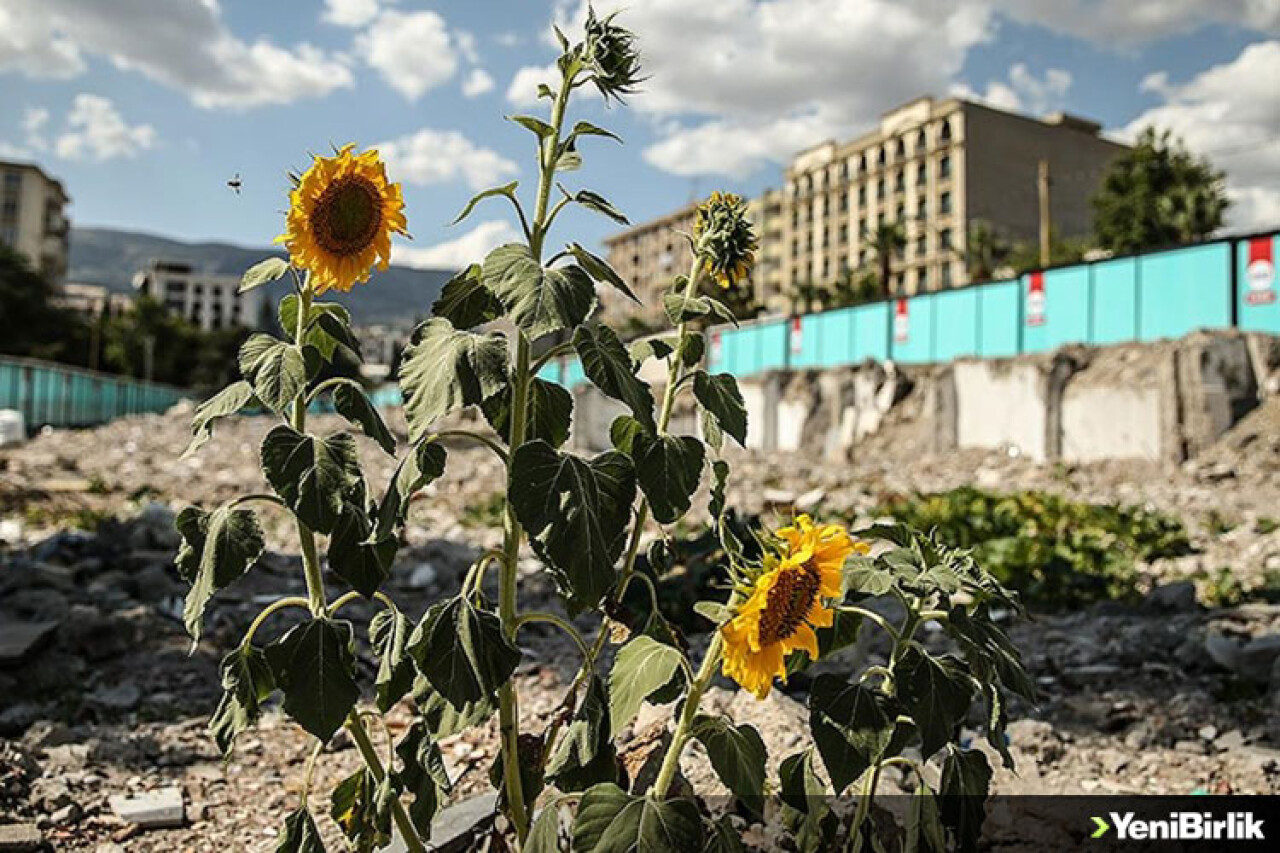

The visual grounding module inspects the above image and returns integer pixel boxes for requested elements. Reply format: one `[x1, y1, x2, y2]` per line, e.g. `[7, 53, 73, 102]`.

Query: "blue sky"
[1, 0, 1278, 268]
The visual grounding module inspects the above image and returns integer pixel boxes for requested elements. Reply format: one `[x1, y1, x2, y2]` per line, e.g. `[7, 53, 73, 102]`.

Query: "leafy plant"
[175, 11, 1031, 852]
[875, 486, 1192, 609]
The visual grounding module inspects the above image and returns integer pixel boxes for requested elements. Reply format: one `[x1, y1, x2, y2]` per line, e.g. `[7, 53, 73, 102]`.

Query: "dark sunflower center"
[757, 561, 821, 646]
[311, 175, 382, 257]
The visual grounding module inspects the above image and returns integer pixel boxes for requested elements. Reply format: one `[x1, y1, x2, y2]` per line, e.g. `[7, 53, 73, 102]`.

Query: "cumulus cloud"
[53, 94, 156, 161]
[392, 221, 521, 269]
[376, 128, 517, 191]
[322, 0, 381, 28]
[462, 68, 495, 98]
[1123, 40, 1280, 230]
[0, 0, 352, 110]
[998, 0, 1280, 47]
[357, 10, 459, 100]
[952, 63, 1072, 114]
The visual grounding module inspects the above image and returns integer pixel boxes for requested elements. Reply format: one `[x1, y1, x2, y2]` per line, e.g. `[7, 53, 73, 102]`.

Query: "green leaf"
[239, 334, 305, 414]
[779, 748, 827, 814]
[330, 769, 390, 851]
[681, 332, 705, 369]
[274, 807, 325, 853]
[692, 372, 747, 448]
[278, 295, 353, 357]
[808, 675, 898, 794]
[905, 784, 947, 853]
[708, 459, 729, 521]
[702, 816, 745, 853]
[982, 682, 1015, 771]
[693, 600, 729, 627]
[482, 243, 597, 339]
[510, 114, 556, 138]
[431, 264, 503, 329]
[556, 150, 582, 172]
[241, 257, 289, 293]
[690, 714, 766, 815]
[629, 337, 675, 367]
[395, 721, 449, 836]
[408, 597, 521, 709]
[574, 189, 629, 225]
[939, 748, 992, 853]
[183, 381, 255, 458]
[945, 606, 1036, 701]
[399, 318, 508, 441]
[370, 608, 415, 713]
[526, 805, 566, 853]
[208, 644, 274, 757]
[895, 645, 975, 759]
[609, 414, 646, 455]
[572, 784, 702, 853]
[508, 441, 636, 608]
[260, 425, 361, 534]
[843, 556, 897, 597]
[176, 504, 265, 644]
[481, 377, 573, 448]
[568, 120, 623, 145]
[546, 674, 617, 792]
[573, 324, 655, 430]
[412, 676, 496, 738]
[609, 635, 685, 732]
[331, 380, 396, 455]
[568, 243, 638, 302]
[374, 440, 447, 538]
[451, 180, 520, 226]
[663, 292, 739, 328]
[632, 432, 704, 524]
[264, 617, 360, 742]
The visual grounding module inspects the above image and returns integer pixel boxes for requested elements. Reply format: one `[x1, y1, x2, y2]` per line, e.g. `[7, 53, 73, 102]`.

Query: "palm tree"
[965, 219, 1012, 282]
[867, 221, 906, 295]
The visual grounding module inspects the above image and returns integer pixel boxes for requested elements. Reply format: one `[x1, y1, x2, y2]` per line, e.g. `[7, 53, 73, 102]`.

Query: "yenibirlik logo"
[1091, 811, 1265, 841]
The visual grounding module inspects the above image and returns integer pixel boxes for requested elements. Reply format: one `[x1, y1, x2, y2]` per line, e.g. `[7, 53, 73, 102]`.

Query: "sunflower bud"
[694, 191, 759, 289]
[580, 6, 643, 102]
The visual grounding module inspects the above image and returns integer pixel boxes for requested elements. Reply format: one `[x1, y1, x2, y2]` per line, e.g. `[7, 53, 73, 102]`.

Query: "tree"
[0, 244, 93, 364]
[1092, 127, 1229, 253]
[868, 221, 906, 295]
[965, 220, 1013, 282]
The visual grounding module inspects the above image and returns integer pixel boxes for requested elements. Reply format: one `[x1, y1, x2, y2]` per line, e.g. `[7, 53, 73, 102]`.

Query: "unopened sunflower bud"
[694, 191, 759, 289]
[582, 7, 644, 102]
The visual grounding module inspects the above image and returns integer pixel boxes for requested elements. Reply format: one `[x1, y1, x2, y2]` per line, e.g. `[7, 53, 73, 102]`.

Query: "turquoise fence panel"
[932, 287, 979, 361]
[1237, 233, 1280, 334]
[1138, 243, 1231, 341]
[977, 281, 1019, 357]
[757, 320, 789, 373]
[536, 359, 563, 384]
[851, 302, 890, 362]
[890, 294, 935, 364]
[0, 356, 187, 429]
[1090, 257, 1139, 345]
[821, 307, 857, 367]
[1022, 266, 1091, 353]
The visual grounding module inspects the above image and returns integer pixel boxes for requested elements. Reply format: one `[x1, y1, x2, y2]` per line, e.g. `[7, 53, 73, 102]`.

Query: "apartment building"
[54, 282, 134, 319]
[0, 160, 71, 283]
[132, 260, 263, 331]
[785, 96, 1127, 295]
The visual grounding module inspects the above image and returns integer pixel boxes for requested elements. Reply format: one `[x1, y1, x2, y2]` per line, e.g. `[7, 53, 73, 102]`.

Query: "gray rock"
[0, 620, 60, 666]
[108, 787, 184, 829]
[1236, 634, 1280, 682]
[0, 823, 43, 852]
[407, 562, 438, 588]
[87, 682, 141, 713]
[1144, 581, 1198, 612]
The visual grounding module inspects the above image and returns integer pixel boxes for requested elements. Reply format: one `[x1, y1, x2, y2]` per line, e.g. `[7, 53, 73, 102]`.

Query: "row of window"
[795, 226, 954, 258]
[795, 188, 954, 229]
[791, 120, 955, 195]
[797, 260, 956, 291]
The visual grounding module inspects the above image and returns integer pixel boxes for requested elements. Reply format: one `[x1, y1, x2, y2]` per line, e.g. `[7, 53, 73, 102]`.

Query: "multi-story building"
[0, 160, 71, 283]
[54, 282, 134, 319]
[784, 96, 1127, 296]
[132, 260, 263, 331]
[747, 187, 787, 313]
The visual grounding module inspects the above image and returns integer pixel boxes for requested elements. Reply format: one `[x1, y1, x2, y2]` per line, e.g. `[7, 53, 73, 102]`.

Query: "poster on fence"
[710, 330, 723, 363]
[1026, 272, 1046, 326]
[1245, 237, 1276, 305]
[894, 298, 909, 343]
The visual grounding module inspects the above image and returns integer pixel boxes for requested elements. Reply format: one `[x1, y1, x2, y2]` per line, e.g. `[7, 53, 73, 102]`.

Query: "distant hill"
[68, 226, 454, 327]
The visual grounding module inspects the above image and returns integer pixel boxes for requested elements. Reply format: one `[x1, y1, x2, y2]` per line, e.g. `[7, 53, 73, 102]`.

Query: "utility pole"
[1038, 159, 1052, 268]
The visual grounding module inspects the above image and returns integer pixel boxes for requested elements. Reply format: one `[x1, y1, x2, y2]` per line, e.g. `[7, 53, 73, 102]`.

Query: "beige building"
[0, 160, 71, 283]
[54, 282, 134, 319]
[785, 96, 1126, 295]
[133, 260, 263, 331]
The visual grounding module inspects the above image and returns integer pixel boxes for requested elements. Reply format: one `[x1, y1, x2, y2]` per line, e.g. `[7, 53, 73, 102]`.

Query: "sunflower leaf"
[481, 377, 573, 448]
[482, 243, 596, 340]
[690, 714, 767, 816]
[238, 334, 306, 414]
[568, 242, 638, 302]
[572, 784, 702, 853]
[567, 120, 623, 145]
[183, 381, 256, 459]
[895, 645, 976, 760]
[608, 634, 685, 733]
[264, 617, 360, 742]
[208, 644, 274, 758]
[260, 425, 361, 534]
[431, 263, 503, 329]
[370, 608, 415, 712]
[808, 675, 899, 794]
[509, 114, 556, 139]
[632, 432, 704, 525]
[939, 747, 992, 853]
[779, 748, 827, 814]
[692, 371, 747, 448]
[331, 379, 396, 454]
[328, 500, 396, 598]
[241, 257, 289, 293]
[451, 180, 520, 226]
[573, 324, 655, 430]
[398, 318, 508, 441]
[374, 440, 447, 538]
[573, 189, 629, 225]
[546, 673, 617, 792]
[407, 597, 521, 709]
[273, 807, 325, 853]
[176, 504, 265, 645]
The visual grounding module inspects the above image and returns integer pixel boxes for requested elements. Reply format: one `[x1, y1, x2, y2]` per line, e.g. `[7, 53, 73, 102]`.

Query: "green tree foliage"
[0, 244, 92, 364]
[1093, 126, 1229, 253]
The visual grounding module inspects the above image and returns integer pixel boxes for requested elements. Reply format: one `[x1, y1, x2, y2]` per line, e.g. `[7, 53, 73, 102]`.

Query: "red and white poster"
[894, 298, 909, 343]
[1245, 237, 1276, 306]
[710, 330, 723, 363]
[790, 317, 803, 355]
[1025, 272, 1046, 326]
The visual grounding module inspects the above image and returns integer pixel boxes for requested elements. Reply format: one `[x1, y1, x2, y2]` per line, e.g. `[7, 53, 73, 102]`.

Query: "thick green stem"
[289, 287, 327, 616]
[652, 624, 726, 798]
[347, 712, 426, 853]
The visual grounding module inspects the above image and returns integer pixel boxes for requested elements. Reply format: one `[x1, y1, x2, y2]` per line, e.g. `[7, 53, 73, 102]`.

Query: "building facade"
[54, 282, 134, 319]
[132, 260, 263, 331]
[784, 96, 1127, 296]
[0, 160, 71, 283]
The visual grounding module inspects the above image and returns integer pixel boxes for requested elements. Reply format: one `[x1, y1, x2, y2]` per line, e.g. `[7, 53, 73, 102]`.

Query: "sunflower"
[279, 144, 408, 295]
[694, 191, 758, 289]
[720, 515, 865, 699]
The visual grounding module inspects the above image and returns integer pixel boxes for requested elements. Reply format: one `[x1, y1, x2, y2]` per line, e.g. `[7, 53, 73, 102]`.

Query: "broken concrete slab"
[0, 823, 43, 852]
[108, 787, 185, 829]
[0, 621, 60, 668]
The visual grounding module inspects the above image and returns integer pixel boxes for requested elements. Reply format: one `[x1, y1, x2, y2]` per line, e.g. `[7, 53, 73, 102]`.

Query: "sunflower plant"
[175, 8, 1032, 852]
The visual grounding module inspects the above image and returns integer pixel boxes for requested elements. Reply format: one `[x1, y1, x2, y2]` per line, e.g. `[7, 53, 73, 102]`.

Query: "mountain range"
[68, 226, 455, 327]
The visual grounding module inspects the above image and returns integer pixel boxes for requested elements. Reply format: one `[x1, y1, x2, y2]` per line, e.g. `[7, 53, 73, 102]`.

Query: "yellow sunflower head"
[720, 515, 865, 699]
[693, 191, 758, 290]
[278, 144, 408, 296]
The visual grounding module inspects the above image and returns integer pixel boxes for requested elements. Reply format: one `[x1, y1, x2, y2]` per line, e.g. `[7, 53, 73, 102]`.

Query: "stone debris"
[0, 621, 60, 667]
[107, 788, 185, 829]
[0, 824, 44, 852]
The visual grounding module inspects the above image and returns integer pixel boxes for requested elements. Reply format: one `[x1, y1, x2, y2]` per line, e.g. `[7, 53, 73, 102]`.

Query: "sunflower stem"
[289, 286, 328, 618]
[346, 710, 427, 853]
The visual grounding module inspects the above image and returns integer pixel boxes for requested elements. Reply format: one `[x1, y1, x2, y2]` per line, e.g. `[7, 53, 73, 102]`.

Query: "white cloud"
[21, 107, 49, 150]
[393, 221, 521, 269]
[0, 0, 352, 110]
[53, 94, 156, 161]
[462, 68, 495, 98]
[506, 63, 559, 106]
[952, 63, 1072, 114]
[999, 0, 1280, 47]
[376, 128, 517, 191]
[358, 10, 458, 100]
[533, 0, 993, 178]
[1123, 40, 1280, 230]
[322, 0, 381, 28]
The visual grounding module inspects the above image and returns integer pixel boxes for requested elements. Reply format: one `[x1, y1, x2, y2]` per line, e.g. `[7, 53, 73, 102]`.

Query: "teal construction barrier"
[0, 356, 188, 430]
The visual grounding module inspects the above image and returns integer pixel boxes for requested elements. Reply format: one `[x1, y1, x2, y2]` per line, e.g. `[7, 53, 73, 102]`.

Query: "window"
[822, 259, 830, 279]
[917, 235, 927, 257]
[1, 200, 17, 219]
[876, 146, 886, 167]
[895, 137, 906, 159]
[896, 205, 905, 222]
[941, 264, 953, 287]
[939, 119, 952, 142]
[857, 219, 866, 239]
[939, 154, 952, 179]
[876, 178, 885, 197]
[3, 171, 20, 191]
[940, 228, 953, 250]
[839, 194, 848, 212]
[856, 155, 866, 175]
[916, 129, 927, 151]
[894, 170, 905, 193]
[917, 196, 927, 217]
[841, 224, 850, 243]
[857, 186, 867, 206]
[916, 163, 927, 185]
[0, 226, 16, 246]
[939, 191, 952, 215]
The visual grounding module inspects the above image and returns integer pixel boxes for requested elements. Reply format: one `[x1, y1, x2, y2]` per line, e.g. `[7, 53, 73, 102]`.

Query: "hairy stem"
[347, 711, 425, 853]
